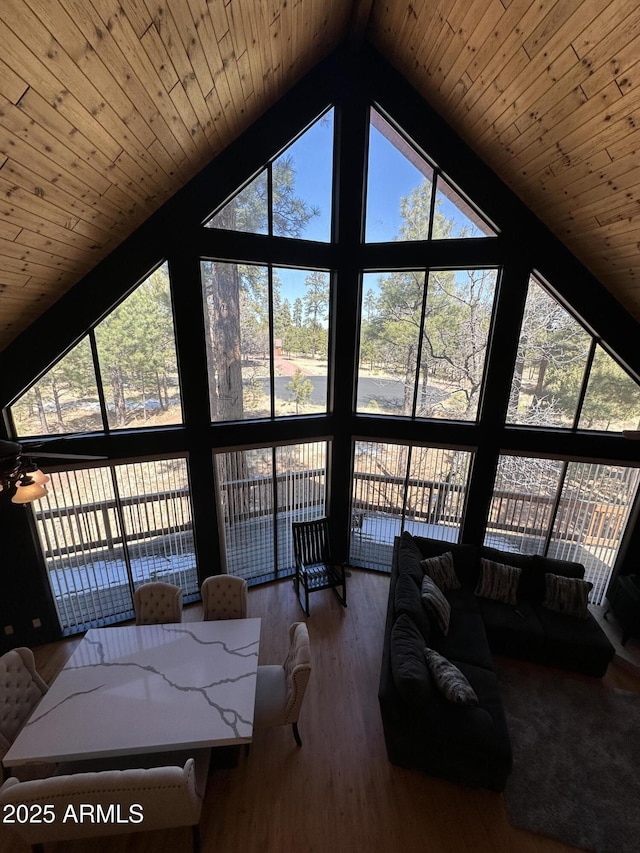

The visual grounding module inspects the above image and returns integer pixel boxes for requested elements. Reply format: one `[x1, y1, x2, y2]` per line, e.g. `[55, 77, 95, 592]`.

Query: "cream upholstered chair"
[0, 756, 207, 853]
[134, 581, 183, 625]
[254, 621, 311, 746]
[201, 574, 248, 620]
[0, 648, 48, 781]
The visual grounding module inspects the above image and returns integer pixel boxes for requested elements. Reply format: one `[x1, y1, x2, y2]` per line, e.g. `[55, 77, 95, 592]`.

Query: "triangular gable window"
[579, 345, 640, 433]
[204, 109, 334, 243]
[10, 336, 101, 438]
[10, 263, 183, 437]
[365, 108, 497, 243]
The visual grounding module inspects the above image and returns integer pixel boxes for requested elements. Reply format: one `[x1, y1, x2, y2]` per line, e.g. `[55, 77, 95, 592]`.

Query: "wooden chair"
[292, 517, 347, 616]
[133, 581, 183, 625]
[201, 574, 248, 620]
[253, 622, 311, 746]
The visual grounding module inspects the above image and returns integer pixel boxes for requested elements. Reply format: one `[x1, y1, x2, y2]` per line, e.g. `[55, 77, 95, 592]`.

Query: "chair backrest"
[201, 574, 248, 620]
[283, 621, 311, 723]
[292, 517, 332, 567]
[0, 759, 202, 845]
[0, 648, 48, 763]
[134, 581, 183, 625]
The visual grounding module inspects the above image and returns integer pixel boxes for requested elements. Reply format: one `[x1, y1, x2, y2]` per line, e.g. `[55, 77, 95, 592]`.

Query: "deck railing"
[35, 467, 632, 632]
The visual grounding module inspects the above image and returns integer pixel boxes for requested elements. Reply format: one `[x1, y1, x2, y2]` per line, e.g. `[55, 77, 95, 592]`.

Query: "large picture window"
[34, 457, 197, 635]
[201, 262, 330, 421]
[215, 441, 328, 581]
[350, 440, 473, 570]
[357, 268, 497, 419]
[205, 109, 334, 243]
[485, 454, 640, 604]
[10, 263, 182, 436]
[508, 275, 640, 432]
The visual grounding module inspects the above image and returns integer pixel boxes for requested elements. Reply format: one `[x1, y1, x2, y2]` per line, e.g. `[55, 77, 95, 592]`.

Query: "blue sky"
[266, 108, 491, 301]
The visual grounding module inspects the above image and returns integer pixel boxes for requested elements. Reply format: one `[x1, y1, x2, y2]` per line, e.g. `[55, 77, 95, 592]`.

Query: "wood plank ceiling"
[0, 0, 639, 353]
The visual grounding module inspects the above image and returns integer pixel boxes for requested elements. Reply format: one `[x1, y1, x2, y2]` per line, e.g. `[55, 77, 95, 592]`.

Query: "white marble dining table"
[3, 618, 261, 769]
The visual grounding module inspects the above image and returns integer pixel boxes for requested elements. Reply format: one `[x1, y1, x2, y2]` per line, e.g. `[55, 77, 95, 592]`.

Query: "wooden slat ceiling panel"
[370, 0, 640, 317]
[1, 0, 640, 353]
[0, 0, 350, 349]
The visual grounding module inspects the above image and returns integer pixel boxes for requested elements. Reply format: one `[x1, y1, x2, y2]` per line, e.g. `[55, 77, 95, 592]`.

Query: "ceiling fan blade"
[23, 451, 108, 460]
[622, 430, 640, 439]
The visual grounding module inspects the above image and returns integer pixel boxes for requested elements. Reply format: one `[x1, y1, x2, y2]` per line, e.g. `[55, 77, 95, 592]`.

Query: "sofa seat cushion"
[477, 598, 545, 659]
[425, 659, 513, 771]
[432, 610, 495, 671]
[535, 606, 615, 676]
[446, 585, 480, 614]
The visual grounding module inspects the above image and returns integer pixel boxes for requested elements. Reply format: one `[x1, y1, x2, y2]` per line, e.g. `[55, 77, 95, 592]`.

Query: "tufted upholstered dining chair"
[0, 648, 49, 781]
[253, 621, 311, 746]
[133, 581, 183, 625]
[201, 574, 248, 620]
[0, 755, 208, 853]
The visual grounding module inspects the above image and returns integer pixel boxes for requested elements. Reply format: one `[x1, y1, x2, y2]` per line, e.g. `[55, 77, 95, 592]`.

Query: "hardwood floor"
[3, 570, 639, 853]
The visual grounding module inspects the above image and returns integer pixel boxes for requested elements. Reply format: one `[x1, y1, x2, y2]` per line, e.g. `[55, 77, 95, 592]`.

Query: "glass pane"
[275, 441, 327, 570]
[418, 268, 497, 420]
[366, 110, 434, 243]
[350, 441, 472, 570]
[578, 345, 640, 432]
[114, 458, 197, 594]
[10, 336, 102, 437]
[216, 448, 275, 580]
[350, 441, 409, 569]
[551, 462, 640, 605]
[405, 446, 471, 539]
[485, 455, 563, 554]
[34, 466, 131, 634]
[201, 260, 271, 421]
[273, 267, 329, 416]
[434, 176, 496, 238]
[272, 110, 333, 242]
[356, 271, 422, 415]
[95, 262, 182, 430]
[507, 278, 591, 427]
[204, 170, 268, 234]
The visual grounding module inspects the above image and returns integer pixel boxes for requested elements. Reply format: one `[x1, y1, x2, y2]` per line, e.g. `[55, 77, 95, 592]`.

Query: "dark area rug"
[497, 660, 640, 853]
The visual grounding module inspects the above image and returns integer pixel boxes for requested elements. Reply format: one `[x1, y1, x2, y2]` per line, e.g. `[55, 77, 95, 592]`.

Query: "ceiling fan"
[0, 438, 106, 504]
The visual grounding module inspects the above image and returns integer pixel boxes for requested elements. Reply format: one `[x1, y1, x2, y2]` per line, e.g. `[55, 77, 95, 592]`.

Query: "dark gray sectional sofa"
[378, 531, 616, 791]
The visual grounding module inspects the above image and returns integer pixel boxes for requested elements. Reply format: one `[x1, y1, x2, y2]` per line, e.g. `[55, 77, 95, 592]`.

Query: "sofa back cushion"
[412, 536, 479, 587]
[389, 614, 434, 710]
[397, 531, 427, 586]
[522, 555, 586, 604]
[394, 571, 431, 641]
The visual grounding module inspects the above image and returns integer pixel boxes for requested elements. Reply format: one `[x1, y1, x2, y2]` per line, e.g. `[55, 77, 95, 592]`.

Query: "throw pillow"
[420, 551, 461, 592]
[421, 575, 451, 635]
[475, 558, 521, 605]
[543, 573, 593, 619]
[424, 648, 479, 706]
